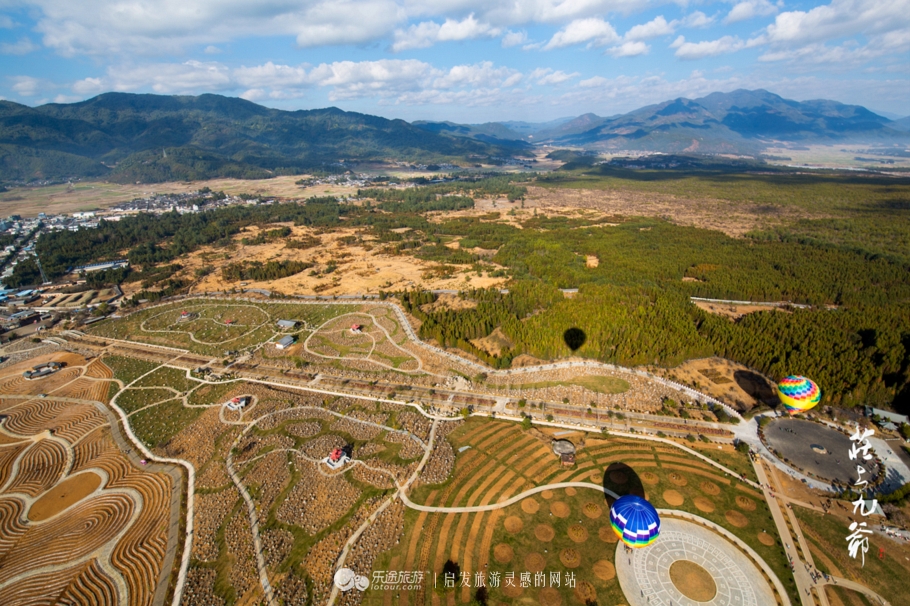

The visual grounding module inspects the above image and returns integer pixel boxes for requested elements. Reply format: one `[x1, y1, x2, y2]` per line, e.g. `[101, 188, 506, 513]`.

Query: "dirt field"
[693, 300, 791, 320]
[659, 356, 777, 411]
[183, 224, 509, 298]
[526, 185, 817, 238]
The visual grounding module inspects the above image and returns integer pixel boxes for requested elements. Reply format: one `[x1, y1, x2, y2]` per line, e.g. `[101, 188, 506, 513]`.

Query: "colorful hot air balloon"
[777, 376, 821, 415]
[610, 495, 660, 548]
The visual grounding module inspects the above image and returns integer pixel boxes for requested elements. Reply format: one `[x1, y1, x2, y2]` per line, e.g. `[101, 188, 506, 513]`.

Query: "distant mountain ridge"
[0, 93, 514, 183]
[2, 89, 906, 183]
[415, 89, 908, 154]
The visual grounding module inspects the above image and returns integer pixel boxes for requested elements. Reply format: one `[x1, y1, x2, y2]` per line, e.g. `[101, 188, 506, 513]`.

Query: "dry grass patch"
[539, 586, 563, 606]
[504, 515, 524, 534]
[493, 543, 513, 563]
[758, 531, 776, 546]
[736, 495, 757, 511]
[663, 490, 684, 506]
[725, 510, 750, 528]
[592, 560, 615, 581]
[525, 552, 547, 572]
[700, 481, 721, 496]
[550, 501, 570, 518]
[567, 524, 588, 543]
[599, 526, 619, 543]
[694, 496, 715, 513]
[641, 471, 659, 485]
[582, 502, 602, 518]
[522, 498, 540, 513]
[559, 548, 581, 568]
[535, 524, 555, 542]
[668, 472, 688, 487]
[670, 561, 716, 602]
[574, 580, 597, 604]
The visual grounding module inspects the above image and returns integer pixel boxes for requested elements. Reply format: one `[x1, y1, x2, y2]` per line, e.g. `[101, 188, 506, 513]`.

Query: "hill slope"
[0, 93, 513, 183]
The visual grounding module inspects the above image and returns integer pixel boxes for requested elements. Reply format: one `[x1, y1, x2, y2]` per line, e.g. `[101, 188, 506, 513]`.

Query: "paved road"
[754, 456, 817, 606]
[819, 576, 890, 605]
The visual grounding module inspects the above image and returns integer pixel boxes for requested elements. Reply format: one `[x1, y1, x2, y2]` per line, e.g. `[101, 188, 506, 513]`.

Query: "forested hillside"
[0, 93, 515, 182]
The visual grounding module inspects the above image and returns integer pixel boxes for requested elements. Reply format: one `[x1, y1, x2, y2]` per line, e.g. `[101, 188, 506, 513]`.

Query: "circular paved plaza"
[615, 518, 778, 606]
[764, 418, 875, 484]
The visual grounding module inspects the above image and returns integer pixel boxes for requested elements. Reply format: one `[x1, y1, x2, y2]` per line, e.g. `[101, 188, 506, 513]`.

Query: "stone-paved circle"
[615, 518, 777, 606]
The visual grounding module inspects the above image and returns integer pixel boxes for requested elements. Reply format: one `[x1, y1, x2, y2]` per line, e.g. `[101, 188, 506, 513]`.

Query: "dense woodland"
[9, 167, 910, 410]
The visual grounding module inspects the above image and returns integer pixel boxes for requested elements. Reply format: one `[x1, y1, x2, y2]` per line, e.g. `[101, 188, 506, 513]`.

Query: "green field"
[88, 299, 359, 355]
[794, 506, 910, 606]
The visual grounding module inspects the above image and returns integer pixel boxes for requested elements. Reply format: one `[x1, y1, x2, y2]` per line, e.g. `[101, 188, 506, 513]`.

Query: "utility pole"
[35, 252, 50, 285]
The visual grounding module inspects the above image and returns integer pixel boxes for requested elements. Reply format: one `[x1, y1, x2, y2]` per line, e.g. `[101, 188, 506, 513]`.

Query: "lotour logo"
[333, 568, 370, 592]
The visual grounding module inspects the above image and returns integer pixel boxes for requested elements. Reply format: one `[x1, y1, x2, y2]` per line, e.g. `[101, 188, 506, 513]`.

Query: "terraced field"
[368, 417, 794, 606]
[0, 353, 182, 606]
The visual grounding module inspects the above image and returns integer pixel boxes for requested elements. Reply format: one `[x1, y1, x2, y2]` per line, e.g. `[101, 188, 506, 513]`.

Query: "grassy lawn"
[687, 442, 759, 483]
[793, 506, 910, 606]
[132, 398, 205, 448]
[102, 354, 158, 384]
[88, 298, 361, 356]
[117, 388, 178, 414]
[514, 374, 630, 394]
[132, 366, 201, 392]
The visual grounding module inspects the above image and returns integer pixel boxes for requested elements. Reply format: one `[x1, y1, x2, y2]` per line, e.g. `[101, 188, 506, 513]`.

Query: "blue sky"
[1, 0, 907, 122]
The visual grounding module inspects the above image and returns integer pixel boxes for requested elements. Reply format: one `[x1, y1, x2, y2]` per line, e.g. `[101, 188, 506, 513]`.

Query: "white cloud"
[16, 0, 657, 56]
[11, 76, 50, 96]
[204, 45, 221, 54]
[501, 29, 527, 47]
[72, 77, 104, 95]
[672, 35, 746, 59]
[391, 14, 499, 51]
[724, 0, 778, 24]
[0, 37, 39, 54]
[0, 16, 17, 28]
[741, 0, 910, 70]
[681, 11, 714, 28]
[53, 93, 81, 103]
[544, 18, 619, 50]
[104, 61, 234, 94]
[608, 40, 650, 56]
[529, 68, 578, 85]
[759, 0, 910, 46]
[624, 16, 674, 41]
[233, 62, 308, 88]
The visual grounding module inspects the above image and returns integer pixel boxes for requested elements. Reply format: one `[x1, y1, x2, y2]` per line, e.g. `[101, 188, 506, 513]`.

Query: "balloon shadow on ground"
[602, 462, 646, 505]
[733, 370, 779, 408]
[563, 328, 586, 352]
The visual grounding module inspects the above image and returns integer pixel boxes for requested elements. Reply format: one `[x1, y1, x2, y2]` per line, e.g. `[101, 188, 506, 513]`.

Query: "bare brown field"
[658, 356, 777, 412]
[526, 185, 817, 238]
[182, 224, 508, 298]
[693, 300, 790, 320]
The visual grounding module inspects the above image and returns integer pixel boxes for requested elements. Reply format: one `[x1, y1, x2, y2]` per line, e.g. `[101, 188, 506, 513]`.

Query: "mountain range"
[1, 89, 907, 183]
[0, 93, 510, 183]
[414, 89, 909, 155]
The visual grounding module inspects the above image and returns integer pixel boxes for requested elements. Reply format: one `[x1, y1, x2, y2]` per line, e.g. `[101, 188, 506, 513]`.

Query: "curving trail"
[139, 303, 271, 346]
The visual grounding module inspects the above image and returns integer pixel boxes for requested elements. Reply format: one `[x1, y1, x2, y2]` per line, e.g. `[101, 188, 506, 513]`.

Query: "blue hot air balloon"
[610, 495, 661, 548]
